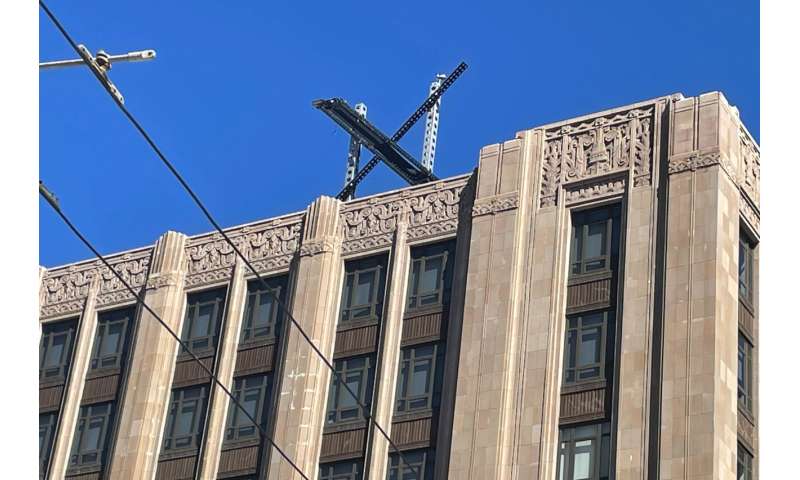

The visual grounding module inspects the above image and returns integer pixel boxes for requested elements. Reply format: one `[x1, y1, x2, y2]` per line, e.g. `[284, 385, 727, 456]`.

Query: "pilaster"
[108, 231, 189, 480]
[197, 258, 249, 479]
[364, 222, 411, 479]
[48, 278, 100, 480]
[269, 196, 344, 479]
[447, 137, 534, 479]
[659, 92, 739, 480]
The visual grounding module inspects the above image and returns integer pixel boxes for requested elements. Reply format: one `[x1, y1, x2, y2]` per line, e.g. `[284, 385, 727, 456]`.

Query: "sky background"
[39, 0, 759, 267]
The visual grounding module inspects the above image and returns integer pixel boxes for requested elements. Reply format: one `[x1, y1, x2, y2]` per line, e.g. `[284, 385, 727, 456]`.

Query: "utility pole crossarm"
[39, 49, 156, 70]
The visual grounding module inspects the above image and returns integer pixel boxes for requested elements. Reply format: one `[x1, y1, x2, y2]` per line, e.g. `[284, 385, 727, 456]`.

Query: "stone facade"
[39, 92, 758, 480]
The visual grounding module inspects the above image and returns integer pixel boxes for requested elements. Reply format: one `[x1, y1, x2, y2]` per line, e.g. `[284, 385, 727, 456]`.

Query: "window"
[738, 333, 754, 413]
[556, 423, 611, 480]
[180, 288, 226, 355]
[162, 385, 209, 451]
[319, 459, 363, 480]
[40, 319, 77, 381]
[737, 443, 753, 480]
[340, 257, 386, 324]
[395, 344, 442, 413]
[240, 277, 286, 343]
[739, 234, 755, 304]
[570, 206, 619, 276]
[39, 412, 58, 475]
[563, 311, 611, 385]
[69, 402, 114, 468]
[326, 356, 375, 425]
[225, 374, 271, 442]
[91, 308, 133, 370]
[407, 242, 453, 311]
[387, 449, 433, 480]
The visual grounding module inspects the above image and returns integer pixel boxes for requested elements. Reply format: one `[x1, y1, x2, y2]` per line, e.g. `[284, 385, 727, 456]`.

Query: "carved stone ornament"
[668, 150, 737, 183]
[299, 238, 339, 257]
[472, 193, 519, 217]
[184, 214, 303, 288]
[40, 249, 152, 318]
[739, 127, 760, 208]
[740, 196, 760, 238]
[340, 175, 469, 254]
[540, 106, 654, 208]
[564, 173, 627, 206]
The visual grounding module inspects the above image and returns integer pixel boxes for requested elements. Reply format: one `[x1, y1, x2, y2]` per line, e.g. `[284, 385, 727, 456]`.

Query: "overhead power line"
[38, 181, 309, 480]
[38, 1, 422, 476]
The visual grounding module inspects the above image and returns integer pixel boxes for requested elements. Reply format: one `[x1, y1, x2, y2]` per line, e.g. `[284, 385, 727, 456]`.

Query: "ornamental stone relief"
[40, 249, 152, 318]
[564, 174, 626, 206]
[184, 214, 303, 287]
[539, 106, 654, 207]
[340, 175, 469, 254]
[739, 128, 760, 208]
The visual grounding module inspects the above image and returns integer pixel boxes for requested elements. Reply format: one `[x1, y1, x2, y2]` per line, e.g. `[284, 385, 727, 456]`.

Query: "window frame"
[738, 332, 754, 414]
[739, 233, 756, 307]
[562, 311, 611, 387]
[737, 442, 753, 480]
[339, 257, 387, 325]
[407, 251, 450, 312]
[224, 374, 271, 444]
[387, 448, 433, 480]
[39, 412, 58, 476]
[240, 278, 285, 344]
[325, 355, 375, 425]
[39, 319, 77, 382]
[90, 308, 133, 372]
[179, 288, 227, 357]
[68, 401, 115, 470]
[570, 206, 618, 278]
[319, 459, 363, 480]
[162, 384, 210, 452]
[556, 422, 611, 480]
[395, 343, 443, 414]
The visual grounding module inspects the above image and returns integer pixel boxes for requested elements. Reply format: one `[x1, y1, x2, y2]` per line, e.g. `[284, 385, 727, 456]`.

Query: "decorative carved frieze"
[184, 214, 303, 287]
[668, 150, 737, 183]
[564, 174, 626, 206]
[40, 249, 152, 318]
[299, 238, 339, 257]
[739, 127, 760, 207]
[471, 193, 519, 217]
[740, 196, 760, 237]
[540, 106, 654, 207]
[340, 175, 469, 254]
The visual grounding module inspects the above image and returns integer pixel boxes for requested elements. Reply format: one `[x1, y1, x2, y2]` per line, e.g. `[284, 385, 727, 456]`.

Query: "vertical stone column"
[659, 92, 739, 480]
[48, 278, 100, 480]
[269, 196, 343, 480]
[364, 222, 411, 479]
[108, 231, 189, 479]
[447, 138, 535, 479]
[615, 98, 669, 479]
[197, 258, 248, 479]
[512, 126, 570, 480]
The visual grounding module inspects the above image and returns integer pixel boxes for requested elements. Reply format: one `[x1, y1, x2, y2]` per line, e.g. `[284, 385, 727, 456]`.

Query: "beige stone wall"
[47, 279, 100, 480]
[364, 223, 410, 479]
[447, 137, 536, 479]
[197, 259, 248, 479]
[108, 232, 189, 480]
[659, 93, 741, 480]
[268, 196, 344, 479]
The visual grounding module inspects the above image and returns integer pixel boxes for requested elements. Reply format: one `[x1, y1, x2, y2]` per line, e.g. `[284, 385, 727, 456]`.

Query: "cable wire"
[38, 183, 309, 480]
[39, 1, 422, 476]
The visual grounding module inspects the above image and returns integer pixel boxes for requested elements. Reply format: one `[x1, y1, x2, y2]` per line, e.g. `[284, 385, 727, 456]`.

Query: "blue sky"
[39, 0, 759, 267]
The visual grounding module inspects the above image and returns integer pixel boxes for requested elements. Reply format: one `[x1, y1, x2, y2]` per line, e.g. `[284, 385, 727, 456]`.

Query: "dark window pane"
[585, 222, 606, 259]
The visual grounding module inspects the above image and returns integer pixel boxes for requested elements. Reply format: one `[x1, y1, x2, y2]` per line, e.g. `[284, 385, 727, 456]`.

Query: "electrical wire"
[38, 184, 309, 480]
[39, 1, 423, 476]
